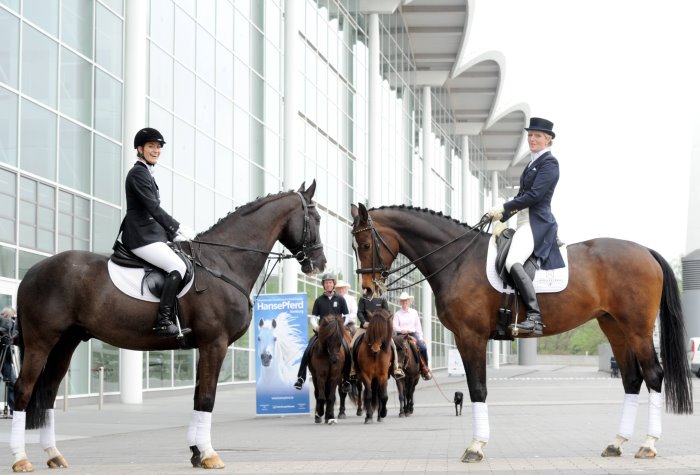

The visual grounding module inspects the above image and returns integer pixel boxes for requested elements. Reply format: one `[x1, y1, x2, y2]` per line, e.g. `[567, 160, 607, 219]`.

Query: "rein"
[353, 213, 492, 293]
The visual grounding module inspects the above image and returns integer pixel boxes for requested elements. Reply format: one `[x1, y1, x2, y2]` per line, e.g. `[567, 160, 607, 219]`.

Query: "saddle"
[110, 240, 194, 298]
[395, 334, 420, 367]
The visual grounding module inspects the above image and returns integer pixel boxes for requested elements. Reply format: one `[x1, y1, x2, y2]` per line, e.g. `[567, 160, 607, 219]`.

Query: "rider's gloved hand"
[487, 206, 504, 222]
[361, 322, 369, 329]
[174, 224, 196, 242]
[492, 221, 507, 238]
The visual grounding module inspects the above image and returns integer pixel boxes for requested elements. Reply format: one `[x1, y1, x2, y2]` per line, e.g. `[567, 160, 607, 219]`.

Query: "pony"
[309, 315, 351, 424]
[350, 308, 393, 424]
[256, 313, 306, 396]
[393, 334, 420, 417]
[351, 203, 692, 462]
[8, 182, 326, 472]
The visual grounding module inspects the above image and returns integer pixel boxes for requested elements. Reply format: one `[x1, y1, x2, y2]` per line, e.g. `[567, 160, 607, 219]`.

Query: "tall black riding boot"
[511, 263, 544, 336]
[155, 271, 184, 338]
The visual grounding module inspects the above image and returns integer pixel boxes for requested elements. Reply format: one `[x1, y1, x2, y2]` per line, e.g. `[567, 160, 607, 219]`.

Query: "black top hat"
[524, 117, 555, 138]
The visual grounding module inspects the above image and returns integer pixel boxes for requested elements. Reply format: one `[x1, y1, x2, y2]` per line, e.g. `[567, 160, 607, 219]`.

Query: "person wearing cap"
[122, 128, 196, 338]
[487, 117, 565, 337]
[294, 273, 350, 390]
[334, 280, 357, 333]
[349, 295, 405, 381]
[393, 292, 432, 380]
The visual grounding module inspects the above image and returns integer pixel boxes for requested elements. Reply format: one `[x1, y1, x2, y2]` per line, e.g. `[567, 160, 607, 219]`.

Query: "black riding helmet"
[133, 127, 166, 149]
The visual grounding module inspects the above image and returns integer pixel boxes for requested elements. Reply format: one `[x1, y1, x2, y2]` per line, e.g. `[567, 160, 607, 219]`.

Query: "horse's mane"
[318, 314, 344, 347]
[259, 312, 305, 365]
[365, 308, 393, 349]
[369, 204, 474, 229]
[202, 189, 298, 235]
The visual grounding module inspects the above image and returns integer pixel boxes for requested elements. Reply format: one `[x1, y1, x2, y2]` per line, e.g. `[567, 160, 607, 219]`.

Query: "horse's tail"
[649, 248, 693, 414]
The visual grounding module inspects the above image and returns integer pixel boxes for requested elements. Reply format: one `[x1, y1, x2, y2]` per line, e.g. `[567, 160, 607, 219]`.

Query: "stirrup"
[154, 319, 179, 338]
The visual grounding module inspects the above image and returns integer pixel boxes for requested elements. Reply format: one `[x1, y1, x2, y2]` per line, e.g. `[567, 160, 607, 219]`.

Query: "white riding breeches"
[505, 211, 534, 272]
[131, 241, 186, 277]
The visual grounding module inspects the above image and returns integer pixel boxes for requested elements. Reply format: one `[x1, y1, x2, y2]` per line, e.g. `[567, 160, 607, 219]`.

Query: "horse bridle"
[288, 192, 324, 269]
[352, 213, 397, 292]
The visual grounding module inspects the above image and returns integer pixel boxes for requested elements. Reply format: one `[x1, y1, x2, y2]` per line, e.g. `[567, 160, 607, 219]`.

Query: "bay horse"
[309, 315, 352, 424]
[9, 182, 326, 472]
[351, 203, 692, 462]
[393, 334, 420, 418]
[350, 308, 393, 424]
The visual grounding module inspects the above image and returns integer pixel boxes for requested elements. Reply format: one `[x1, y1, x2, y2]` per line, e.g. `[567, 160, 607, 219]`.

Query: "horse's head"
[365, 308, 393, 353]
[280, 180, 327, 275]
[351, 203, 399, 298]
[317, 314, 344, 364]
[257, 318, 277, 367]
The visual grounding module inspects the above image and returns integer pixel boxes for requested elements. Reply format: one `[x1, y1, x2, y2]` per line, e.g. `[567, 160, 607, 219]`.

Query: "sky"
[461, 0, 700, 261]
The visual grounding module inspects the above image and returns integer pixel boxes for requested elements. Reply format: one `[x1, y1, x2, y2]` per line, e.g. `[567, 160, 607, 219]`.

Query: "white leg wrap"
[186, 410, 199, 446]
[472, 402, 490, 442]
[10, 411, 26, 456]
[45, 447, 61, 459]
[617, 393, 639, 439]
[195, 411, 213, 453]
[647, 391, 662, 439]
[40, 409, 56, 450]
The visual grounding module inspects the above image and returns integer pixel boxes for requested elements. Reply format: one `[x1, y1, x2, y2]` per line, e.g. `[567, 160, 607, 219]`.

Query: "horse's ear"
[358, 203, 369, 223]
[258, 319, 264, 327]
[296, 181, 306, 193]
[271, 319, 277, 328]
[303, 179, 317, 200]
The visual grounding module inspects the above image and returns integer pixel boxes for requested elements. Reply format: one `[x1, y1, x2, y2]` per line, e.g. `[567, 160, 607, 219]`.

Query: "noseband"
[288, 192, 324, 269]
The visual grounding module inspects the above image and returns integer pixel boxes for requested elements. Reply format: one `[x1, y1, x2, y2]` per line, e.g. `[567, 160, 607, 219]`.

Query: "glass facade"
[0, 0, 500, 399]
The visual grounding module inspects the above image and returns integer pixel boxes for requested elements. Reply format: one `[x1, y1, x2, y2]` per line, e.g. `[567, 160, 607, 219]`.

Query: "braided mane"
[202, 189, 297, 235]
[369, 204, 474, 229]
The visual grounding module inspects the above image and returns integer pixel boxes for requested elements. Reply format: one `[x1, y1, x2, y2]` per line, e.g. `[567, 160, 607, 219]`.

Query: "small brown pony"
[351, 203, 692, 462]
[309, 315, 352, 424]
[350, 308, 393, 424]
[393, 334, 420, 417]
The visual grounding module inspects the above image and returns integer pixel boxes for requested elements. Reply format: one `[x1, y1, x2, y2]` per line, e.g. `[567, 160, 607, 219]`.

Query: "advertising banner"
[254, 293, 309, 415]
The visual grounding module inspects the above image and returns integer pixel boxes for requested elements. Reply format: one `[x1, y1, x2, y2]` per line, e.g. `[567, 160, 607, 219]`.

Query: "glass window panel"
[24, 0, 59, 36]
[146, 350, 172, 388]
[214, 144, 232, 197]
[264, 45, 279, 92]
[60, 47, 93, 125]
[147, 102, 173, 167]
[196, 26, 215, 84]
[150, 0, 174, 53]
[94, 69, 122, 140]
[20, 100, 57, 180]
[250, 72, 263, 121]
[0, 246, 15, 279]
[149, 44, 173, 110]
[96, 4, 123, 78]
[101, 0, 123, 16]
[0, 168, 16, 243]
[92, 202, 120, 255]
[173, 118, 194, 177]
[233, 9, 249, 63]
[155, 166, 172, 212]
[174, 62, 195, 123]
[18, 250, 44, 280]
[0, 0, 19, 13]
[216, 43, 233, 99]
[195, 131, 214, 187]
[194, 184, 214, 232]
[174, 6, 195, 70]
[59, 118, 91, 193]
[232, 153, 249, 204]
[173, 349, 195, 387]
[0, 10, 20, 88]
[0, 87, 18, 166]
[215, 93, 232, 149]
[21, 26, 58, 108]
[232, 57, 249, 110]
[93, 135, 121, 204]
[91, 341, 119, 393]
[233, 105, 249, 158]
[196, 0, 215, 33]
[61, 0, 93, 58]
[172, 174, 194, 227]
[175, 0, 195, 16]
[250, 118, 263, 166]
[195, 78, 214, 132]
[216, 0, 234, 50]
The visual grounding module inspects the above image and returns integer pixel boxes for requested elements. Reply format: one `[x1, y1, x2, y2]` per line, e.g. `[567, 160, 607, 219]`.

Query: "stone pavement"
[1, 364, 698, 474]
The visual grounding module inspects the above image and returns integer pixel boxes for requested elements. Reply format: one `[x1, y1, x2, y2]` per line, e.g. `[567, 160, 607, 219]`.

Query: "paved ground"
[0, 364, 698, 474]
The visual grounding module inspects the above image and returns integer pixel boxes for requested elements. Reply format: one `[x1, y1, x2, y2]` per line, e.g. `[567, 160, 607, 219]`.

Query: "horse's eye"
[362, 243, 370, 250]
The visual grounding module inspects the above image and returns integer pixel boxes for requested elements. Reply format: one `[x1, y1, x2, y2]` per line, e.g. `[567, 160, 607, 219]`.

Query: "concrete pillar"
[368, 13, 381, 206]
[460, 136, 471, 222]
[120, 0, 148, 404]
[282, 0, 302, 294]
[420, 86, 432, 359]
[490, 171, 500, 369]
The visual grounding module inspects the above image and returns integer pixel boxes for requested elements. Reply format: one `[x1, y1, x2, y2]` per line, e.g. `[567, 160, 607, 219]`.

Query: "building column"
[420, 86, 432, 360]
[282, 0, 302, 294]
[490, 171, 501, 369]
[460, 136, 472, 222]
[120, 0, 148, 404]
[367, 13, 381, 207]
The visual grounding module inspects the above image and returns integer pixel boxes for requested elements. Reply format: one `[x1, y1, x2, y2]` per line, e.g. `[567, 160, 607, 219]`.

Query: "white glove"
[361, 322, 369, 329]
[493, 221, 508, 238]
[175, 224, 196, 242]
[487, 205, 504, 222]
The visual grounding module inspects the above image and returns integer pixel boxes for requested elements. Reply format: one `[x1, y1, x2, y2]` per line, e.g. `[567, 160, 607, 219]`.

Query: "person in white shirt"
[334, 280, 357, 333]
[393, 292, 432, 380]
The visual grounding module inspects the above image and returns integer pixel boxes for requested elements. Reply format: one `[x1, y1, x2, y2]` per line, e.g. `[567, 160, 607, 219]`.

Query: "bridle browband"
[352, 212, 491, 292]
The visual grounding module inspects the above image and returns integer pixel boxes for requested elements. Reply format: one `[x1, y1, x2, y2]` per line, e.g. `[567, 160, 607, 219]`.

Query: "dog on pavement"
[453, 391, 463, 416]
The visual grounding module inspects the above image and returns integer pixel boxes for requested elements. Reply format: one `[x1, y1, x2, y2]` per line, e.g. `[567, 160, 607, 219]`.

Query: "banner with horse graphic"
[254, 293, 309, 415]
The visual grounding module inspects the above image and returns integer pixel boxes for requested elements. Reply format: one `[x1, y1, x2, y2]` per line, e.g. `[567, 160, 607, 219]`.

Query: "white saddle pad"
[486, 237, 569, 294]
[108, 260, 194, 302]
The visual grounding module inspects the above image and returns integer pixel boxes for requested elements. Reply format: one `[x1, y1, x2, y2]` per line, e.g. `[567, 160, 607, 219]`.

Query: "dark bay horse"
[393, 334, 420, 418]
[309, 315, 351, 424]
[9, 182, 326, 472]
[351, 203, 692, 462]
[350, 308, 393, 424]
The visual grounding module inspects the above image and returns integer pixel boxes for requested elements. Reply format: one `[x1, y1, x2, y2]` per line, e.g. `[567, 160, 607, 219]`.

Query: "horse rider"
[349, 294, 405, 382]
[294, 273, 351, 390]
[334, 280, 357, 334]
[121, 127, 197, 338]
[487, 117, 565, 336]
[393, 292, 432, 380]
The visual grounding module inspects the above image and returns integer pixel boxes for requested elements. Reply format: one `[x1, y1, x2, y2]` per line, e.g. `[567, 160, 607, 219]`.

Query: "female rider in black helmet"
[122, 127, 195, 337]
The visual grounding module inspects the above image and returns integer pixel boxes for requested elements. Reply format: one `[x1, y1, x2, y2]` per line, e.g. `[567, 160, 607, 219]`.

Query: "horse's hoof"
[12, 459, 33, 472]
[634, 446, 657, 459]
[201, 454, 225, 469]
[314, 415, 322, 423]
[356, 409, 362, 416]
[327, 419, 337, 425]
[399, 412, 405, 418]
[601, 445, 622, 457]
[46, 455, 69, 468]
[461, 449, 483, 463]
[364, 417, 372, 424]
[338, 413, 346, 420]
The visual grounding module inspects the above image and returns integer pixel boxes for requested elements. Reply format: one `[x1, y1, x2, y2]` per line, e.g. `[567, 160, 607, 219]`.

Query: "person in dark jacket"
[0, 307, 17, 414]
[123, 128, 196, 337]
[488, 117, 565, 336]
